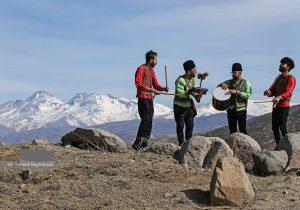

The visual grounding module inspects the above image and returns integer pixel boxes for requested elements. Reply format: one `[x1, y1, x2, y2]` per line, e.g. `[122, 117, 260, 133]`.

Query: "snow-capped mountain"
[0, 91, 173, 132]
[0, 91, 290, 143]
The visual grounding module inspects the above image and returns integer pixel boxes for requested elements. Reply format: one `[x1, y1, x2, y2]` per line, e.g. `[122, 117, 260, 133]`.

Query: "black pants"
[135, 98, 154, 140]
[272, 107, 290, 144]
[227, 109, 247, 135]
[174, 104, 194, 145]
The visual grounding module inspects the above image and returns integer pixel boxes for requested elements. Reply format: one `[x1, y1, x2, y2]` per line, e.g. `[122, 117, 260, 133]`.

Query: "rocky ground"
[204, 104, 300, 150]
[0, 143, 300, 209]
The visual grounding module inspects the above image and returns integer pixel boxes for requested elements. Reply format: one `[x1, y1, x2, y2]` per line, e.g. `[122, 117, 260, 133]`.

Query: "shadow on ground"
[182, 189, 210, 205]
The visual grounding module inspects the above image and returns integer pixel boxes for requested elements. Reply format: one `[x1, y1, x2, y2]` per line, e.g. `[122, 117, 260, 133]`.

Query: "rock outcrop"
[225, 132, 261, 170]
[278, 132, 300, 171]
[175, 136, 233, 170]
[142, 142, 180, 156]
[252, 150, 288, 175]
[61, 128, 126, 152]
[210, 157, 254, 206]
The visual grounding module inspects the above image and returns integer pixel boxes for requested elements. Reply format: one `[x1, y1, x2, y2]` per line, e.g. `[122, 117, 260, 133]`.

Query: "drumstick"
[159, 92, 180, 96]
[165, 65, 168, 89]
[253, 100, 273, 103]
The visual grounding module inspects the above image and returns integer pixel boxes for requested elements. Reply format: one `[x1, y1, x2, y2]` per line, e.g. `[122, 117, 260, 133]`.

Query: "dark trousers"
[134, 98, 154, 141]
[174, 104, 194, 145]
[272, 107, 290, 144]
[227, 109, 247, 135]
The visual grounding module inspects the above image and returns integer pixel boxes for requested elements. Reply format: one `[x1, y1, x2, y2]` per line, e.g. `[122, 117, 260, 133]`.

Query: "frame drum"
[212, 87, 231, 111]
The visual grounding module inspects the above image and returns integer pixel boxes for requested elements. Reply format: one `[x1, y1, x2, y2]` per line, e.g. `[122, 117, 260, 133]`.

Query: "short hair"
[281, 57, 295, 70]
[145, 50, 157, 62]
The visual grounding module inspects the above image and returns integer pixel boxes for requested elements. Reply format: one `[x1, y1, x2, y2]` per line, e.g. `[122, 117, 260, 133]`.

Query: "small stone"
[19, 169, 31, 181]
[19, 184, 26, 189]
[283, 190, 288, 195]
[164, 193, 172, 198]
[22, 188, 29, 193]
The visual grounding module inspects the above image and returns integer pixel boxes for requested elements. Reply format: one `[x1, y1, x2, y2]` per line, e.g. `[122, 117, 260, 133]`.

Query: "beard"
[151, 63, 156, 68]
[279, 67, 285, 72]
[232, 75, 238, 80]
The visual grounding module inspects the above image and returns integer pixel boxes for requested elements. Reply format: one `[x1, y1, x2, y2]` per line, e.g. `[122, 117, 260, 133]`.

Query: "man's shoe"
[132, 138, 142, 151]
[141, 137, 149, 148]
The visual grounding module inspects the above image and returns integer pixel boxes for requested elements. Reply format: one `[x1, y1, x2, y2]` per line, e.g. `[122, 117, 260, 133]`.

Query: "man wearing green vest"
[173, 60, 203, 146]
[220, 63, 252, 135]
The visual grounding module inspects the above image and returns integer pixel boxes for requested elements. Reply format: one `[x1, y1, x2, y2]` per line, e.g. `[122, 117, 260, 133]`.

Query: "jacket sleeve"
[281, 76, 296, 99]
[151, 69, 164, 91]
[237, 80, 252, 99]
[217, 80, 231, 87]
[268, 78, 278, 97]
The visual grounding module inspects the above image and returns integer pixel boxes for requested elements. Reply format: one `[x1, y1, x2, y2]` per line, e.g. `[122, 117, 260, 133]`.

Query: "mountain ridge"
[0, 91, 289, 143]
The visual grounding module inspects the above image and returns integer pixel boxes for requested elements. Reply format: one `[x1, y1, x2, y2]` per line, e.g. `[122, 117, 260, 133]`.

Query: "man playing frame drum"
[218, 63, 252, 135]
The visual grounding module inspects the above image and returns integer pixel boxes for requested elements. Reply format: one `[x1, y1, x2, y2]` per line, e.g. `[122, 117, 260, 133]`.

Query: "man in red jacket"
[132, 50, 169, 150]
[264, 57, 296, 147]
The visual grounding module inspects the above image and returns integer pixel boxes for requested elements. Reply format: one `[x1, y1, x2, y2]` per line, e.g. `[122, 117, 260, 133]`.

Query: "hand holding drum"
[212, 87, 231, 111]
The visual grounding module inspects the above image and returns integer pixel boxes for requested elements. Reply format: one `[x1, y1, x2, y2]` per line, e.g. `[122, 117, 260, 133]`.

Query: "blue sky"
[0, 0, 300, 107]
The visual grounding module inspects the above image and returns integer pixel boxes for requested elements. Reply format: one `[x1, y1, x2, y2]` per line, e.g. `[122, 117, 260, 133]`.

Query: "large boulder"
[210, 157, 254, 206]
[142, 142, 180, 156]
[175, 136, 233, 170]
[61, 128, 126, 152]
[252, 150, 288, 175]
[278, 132, 300, 171]
[225, 132, 261, 170]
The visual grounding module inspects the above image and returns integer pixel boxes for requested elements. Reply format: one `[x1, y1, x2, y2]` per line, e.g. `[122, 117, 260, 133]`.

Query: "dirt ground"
[0, 143, 299, 210]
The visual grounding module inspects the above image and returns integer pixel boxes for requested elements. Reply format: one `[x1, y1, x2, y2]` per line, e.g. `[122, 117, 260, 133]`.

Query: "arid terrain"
[0, 142, 300, 210]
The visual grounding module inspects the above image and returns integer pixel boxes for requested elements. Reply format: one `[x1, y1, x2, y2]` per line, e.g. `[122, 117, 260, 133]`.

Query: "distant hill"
[204, 104, 300, 149]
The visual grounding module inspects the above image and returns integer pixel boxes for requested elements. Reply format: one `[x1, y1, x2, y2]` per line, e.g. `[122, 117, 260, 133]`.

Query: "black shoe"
[178, 140, 184, 146]
[132, 138, 142, 151]
[141, 137, 149, 148]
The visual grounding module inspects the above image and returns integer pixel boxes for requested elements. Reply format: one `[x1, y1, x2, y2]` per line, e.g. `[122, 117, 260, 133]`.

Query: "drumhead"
[213, 87, 231, 101]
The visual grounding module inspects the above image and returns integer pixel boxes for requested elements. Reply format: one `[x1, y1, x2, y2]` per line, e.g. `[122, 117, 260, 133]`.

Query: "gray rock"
[210, 157, 254, 206]
[252, 150, 288, 175]
[176, 136, 233, 170]
[61, 128, 126, 152]
[142, 142, 180, 156]
[278, 132, 300, 171]
[203, 137, 233, 169]
[225, 132, 261, 170]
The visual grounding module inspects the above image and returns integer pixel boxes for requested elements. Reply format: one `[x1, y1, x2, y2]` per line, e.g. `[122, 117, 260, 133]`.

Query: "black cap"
[232, 63, 242, 71]
[183, 60, 196, 72]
